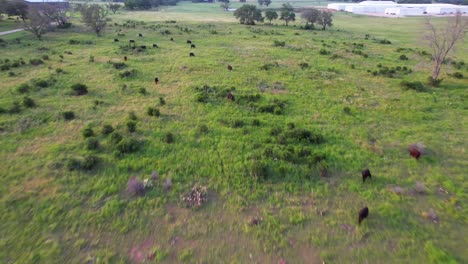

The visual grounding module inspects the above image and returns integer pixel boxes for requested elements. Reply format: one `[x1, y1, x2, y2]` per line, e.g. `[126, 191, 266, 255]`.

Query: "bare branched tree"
[41, 4, 70, 28]
[80, 4, 108, 36]
[23, 6, 52, 40]
[424, 12, 468, 86]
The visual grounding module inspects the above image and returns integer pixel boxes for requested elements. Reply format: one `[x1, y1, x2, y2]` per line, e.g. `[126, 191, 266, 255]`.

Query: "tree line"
[234, 3, 333, 30]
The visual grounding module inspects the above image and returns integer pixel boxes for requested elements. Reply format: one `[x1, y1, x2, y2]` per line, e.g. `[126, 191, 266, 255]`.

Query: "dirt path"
[0, 28, 24, 36]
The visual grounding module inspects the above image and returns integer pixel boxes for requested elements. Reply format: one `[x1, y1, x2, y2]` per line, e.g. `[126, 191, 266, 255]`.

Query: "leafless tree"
[23, 6, 51, 40]
[424, 12, 468, 86]
[41, 4, 70, 28]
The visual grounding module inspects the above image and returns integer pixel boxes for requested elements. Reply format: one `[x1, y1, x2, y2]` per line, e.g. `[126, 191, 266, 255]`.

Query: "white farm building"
[328, 1, 468, 16]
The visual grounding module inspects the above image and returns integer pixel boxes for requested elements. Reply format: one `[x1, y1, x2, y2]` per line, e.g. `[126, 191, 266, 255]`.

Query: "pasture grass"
[0, 4, 467, 263]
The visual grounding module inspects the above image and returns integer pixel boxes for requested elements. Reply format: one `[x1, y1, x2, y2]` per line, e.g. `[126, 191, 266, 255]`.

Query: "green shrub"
[109, 61, 127, 69]
[42, 55, 49, 60]
[116, 138, 139, 153]
[119, 69, 137, 78]
[126, 120, 137, 133]
[273, 40, 285, 47]
[159, 97, 166, 106]
[55, 68, 64, 73]
[29, 58, 44, 66]
[128, 111, 137, 120]
[71, 83, 88, 95]
[101, 125, 114, 135]
[138, 87, 147, 95]
[319, 49, 330, 55]
[82, 155, 99, 170]
[147, 107, 160, 117]
[252, 119, 261, 126]
[82, 127, 95, 138]
[16, 83, 30, 94]
[400, 81, 426, 92]
[22, 96, 36, 108]
[427, 77, 443, 87]
[452, 72, 463, 79]
[197, 124, 209, 134]
[9, 102, 21, 114]
[299, 62, 309, 69]
[85, 138, 99, 150]
[164, 132, 174, 144]
[399, 54, 408, 60]
[110, 132, 123, 144]
[62, 111, 75, 120]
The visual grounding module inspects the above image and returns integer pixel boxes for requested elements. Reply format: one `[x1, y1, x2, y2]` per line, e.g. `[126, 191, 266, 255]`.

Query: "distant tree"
[239, 0, 246, 2]
[5, 0, 28, 21]
[257, 0, 271, 6]
[107, 3, 121, 14]
[265, 10, 278, 24]
[80, 4, 108, 36]
[23, 6, 51, 40]
[218, 0, 229, 3]
[301, 8, 320, 28]
[220, 1, 230, 10]
[424, 12, 468, 85]
[234, 4, 263, 25]
[41, 4, 70, 28]
[317, 10, 333, 30]
[280, 3, 295, 26]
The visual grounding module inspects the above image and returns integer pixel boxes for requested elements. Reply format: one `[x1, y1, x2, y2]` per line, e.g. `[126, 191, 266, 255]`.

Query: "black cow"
[129, 40, 135, 43]
[170, 38, 174, 41]
[362, 169, 371, 183]
[114, 38, 119, 42]
[186, 40, 192, 44]
[153, 44, 159, 48]
[124, 56, 128, 61]
[154, 77, 159, 84]
[227, 65, 233, 71]
[189, 52, 195, 57]
[141, 45, 147, 49]
[191, 44, 196, 48]
[138, 33, 143, 37]
[358, 207, 369, 225]
[227, 92, 235, 101]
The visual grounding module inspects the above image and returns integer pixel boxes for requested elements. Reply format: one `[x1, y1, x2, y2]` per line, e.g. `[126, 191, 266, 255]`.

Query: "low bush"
[147, 107, 160, 117]
[164, 132, 174, 144]
[319, 49, 330, 55]
[16, 83, 30, 94]
[71, 83, 88, 96]
[127, 176, 145, 197]
[138, 87, 147, 95]
[452, 72, 463, 79]
[82, 127, 95, 138]
[109, 61, 127, 69]
[29, 58, 44, 66]
[159, 97, 166, 106]
[116, 138, 139, 153]
[62, 111, 75, 120]
[273, 40, 285, 47]
[85, 138, 99, 150]
[299, 62, 309, 70]
[9, 102, 21, 114]
[22, 96, 36, 108]
[399, 54, 409, 60]
[119, 69, 137, 78]
[126, 120, 137, 132]
[128, 111, 138, 121]
[197, 124, 209, 134]
[400, 81, 426, 92]
[110, 132, 123, 144]
[101, 125, 114, 135]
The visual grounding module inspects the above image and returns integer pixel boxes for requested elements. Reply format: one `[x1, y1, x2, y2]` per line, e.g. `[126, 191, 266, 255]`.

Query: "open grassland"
[0, 4, 467, 263]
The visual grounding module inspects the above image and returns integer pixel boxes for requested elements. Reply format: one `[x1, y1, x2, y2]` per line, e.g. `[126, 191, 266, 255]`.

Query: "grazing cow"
[358, 207, 369, 225]
[191, 44, 196, 48]
[138, 33, 143, 37]
[129, 40, 135, 43]
[408, 143, 425, 160]
[227, 92, 235, 101]
[154, 77, 159, 84]
[227, 65, 233, 71]
[153, 44, 159, 48]
[124, 56, 128, 61]
[362, 169, 371, 183]
[170, 38, 174, 41]
[141, 45, 147, 49]
[189, 52, 195, 57]
[114, 38, 119, 42]
[186, 40, 192, 44]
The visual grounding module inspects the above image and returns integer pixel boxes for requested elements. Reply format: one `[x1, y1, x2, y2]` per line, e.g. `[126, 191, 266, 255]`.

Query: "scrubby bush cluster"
[182, 185, 208, 208]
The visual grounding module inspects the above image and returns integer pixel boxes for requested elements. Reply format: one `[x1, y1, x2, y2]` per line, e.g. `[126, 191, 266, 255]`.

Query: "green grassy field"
[0, 3, 467, 263]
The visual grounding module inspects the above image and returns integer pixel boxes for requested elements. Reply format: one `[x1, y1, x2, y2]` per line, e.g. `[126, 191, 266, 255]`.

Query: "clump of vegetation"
[182, 185, 208, 208]
[427, 77, 443, 87]
[16, 83, 30, 94]
[55, 68, 64, 74]
[159, 97, 166, 106]
[164, 132, 174, 144]
[399, 54, 409, 60]
[8, 102, 21, 114]
[197, 124, 209, 134]
[260, 62, 279, 71]
[147, 107, 160, 117]
[127, 176, 145, 197]
[101, 124, 114, 135]
[119, 69, 137, 78]
[128, 111, 138, 121]
[22, 96, 36, 108]
[256, 99, 286, 115]
[299, 62, 309, 69]
[29, 58, 44, 66]
[451, 72, 463, 79]
[273, 40, 286, 47]
[71, 83, 88, 96]
[109, 61, 127, 69]
[33, 77, 55, 88]
[319, 49, 330, 55]
[116, 138, 140, 154]
[126, 120, 137, 132]
[82, 127, 95, 138]
[62, 111, 75, 120]
[85, 138, 99, 150]
[67, 155, 99, 171]
[138, 87, 147, 95]
[110, 132, 123, 144]
[400, 81, 426, 92]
